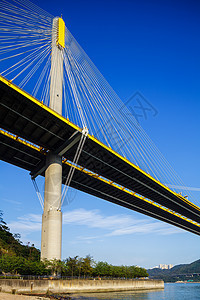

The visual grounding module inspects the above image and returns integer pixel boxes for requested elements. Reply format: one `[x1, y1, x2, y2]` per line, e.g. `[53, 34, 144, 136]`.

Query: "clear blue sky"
[1, 0, 200, 269]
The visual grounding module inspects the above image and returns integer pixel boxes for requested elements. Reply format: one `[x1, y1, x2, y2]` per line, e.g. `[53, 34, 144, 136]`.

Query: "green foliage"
[63, 256, 148, 279]
[47, 259, 66, 276]
[65, 255, 79, 277]
[93, 261, 148, 278]
[0, 211, 40, 260]
[82, 255, 93, 278]
[0, 254, 49, 275]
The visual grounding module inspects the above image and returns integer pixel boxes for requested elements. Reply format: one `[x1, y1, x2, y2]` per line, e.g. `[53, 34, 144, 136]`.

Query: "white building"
[158, 264, 173, 269]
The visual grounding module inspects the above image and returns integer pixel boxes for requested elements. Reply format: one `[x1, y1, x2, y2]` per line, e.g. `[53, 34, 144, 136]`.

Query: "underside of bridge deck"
[0, 74, 200, 236]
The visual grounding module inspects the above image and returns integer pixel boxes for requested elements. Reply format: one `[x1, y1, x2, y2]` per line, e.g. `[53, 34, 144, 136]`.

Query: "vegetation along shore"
[0, 211, 147, 278]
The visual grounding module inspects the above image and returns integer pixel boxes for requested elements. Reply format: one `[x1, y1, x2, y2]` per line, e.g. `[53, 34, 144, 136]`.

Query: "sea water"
[70, 283, 200, 300]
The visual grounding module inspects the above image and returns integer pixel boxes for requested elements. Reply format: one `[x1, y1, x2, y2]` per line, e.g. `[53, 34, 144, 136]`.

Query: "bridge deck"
[0, 128, 200, 235]
[0, 75, 200, 234]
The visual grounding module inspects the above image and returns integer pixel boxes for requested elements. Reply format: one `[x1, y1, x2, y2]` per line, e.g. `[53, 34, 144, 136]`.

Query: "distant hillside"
[0, 211, 40, 261]
[148, 260, 200, 282]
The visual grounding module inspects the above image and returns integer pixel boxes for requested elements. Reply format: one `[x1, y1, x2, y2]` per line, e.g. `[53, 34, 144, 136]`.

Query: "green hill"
[0, 211, 50, 275]
[0, 211, 40, 261]
[148, 260, 200, 282]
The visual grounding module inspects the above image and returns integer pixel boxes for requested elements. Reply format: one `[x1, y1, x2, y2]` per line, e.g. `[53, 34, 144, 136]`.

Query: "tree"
[65, 256, 79, 277]
[93, 261, 112, 277]
[0, 210, 9, 231]
[48, 259, 66, 276]
[77, 257, 83, 279]
[81, 255, 93, 278]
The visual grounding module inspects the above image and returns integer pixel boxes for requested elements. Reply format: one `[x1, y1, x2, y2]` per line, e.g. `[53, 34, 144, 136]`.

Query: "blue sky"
[1, 0, 200, 269]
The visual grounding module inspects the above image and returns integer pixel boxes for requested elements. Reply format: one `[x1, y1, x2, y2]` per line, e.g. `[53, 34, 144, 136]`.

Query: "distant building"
[168, 264, 173, 269]
[158, 264, 173, 269]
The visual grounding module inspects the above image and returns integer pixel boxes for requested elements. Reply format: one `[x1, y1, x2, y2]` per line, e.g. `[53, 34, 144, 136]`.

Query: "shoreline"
[0, 288, 165, 300]
[0, 292, 49, 300]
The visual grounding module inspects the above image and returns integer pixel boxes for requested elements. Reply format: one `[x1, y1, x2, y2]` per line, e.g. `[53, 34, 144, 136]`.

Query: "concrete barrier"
[0, 279, 164, 294]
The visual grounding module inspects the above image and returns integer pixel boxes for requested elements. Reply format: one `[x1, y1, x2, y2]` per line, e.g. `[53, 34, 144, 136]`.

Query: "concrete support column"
[41, 17, 65, 261]
[41, 153, 62, 260]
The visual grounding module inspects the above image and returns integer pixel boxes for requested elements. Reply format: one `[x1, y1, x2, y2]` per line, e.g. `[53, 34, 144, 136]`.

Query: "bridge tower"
[41, 17, 65, 261]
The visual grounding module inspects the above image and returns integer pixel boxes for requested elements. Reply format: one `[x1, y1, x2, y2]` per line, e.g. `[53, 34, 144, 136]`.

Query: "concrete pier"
[41, 17, 65, 261]
[41, 153, 62, 260]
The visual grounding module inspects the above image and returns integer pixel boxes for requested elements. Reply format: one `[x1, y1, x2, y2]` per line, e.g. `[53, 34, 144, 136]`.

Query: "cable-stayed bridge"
[0, 0, 199, 260]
